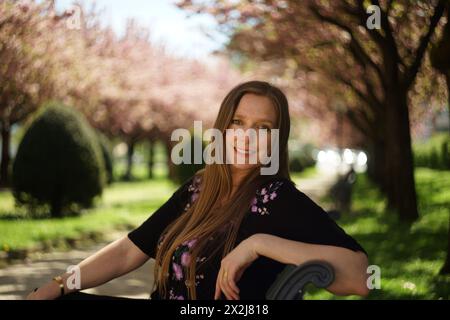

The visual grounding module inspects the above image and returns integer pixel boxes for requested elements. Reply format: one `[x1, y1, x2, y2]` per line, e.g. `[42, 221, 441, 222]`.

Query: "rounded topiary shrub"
[12, 102, 105, 218]
[97, 132, 114, 184]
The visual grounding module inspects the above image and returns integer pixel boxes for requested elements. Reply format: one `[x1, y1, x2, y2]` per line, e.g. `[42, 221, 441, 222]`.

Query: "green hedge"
[414, 133, 450, 170]
[12, 102, 105, 218]
[289, 143, 316, 173]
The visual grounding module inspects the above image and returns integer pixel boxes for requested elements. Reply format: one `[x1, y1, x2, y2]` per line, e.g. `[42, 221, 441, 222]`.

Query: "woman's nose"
[234, 129, 257, 148]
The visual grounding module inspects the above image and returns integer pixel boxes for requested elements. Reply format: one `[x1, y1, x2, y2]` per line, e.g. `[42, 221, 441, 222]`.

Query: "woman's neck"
[216, 169, 253, 206]
[230, 167, 253, 191]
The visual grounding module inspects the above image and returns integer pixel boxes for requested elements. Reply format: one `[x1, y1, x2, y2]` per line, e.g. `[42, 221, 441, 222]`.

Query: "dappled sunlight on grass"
[0, 191, 14, 210]
[101, 179, 175, 207]
[1, 167, 449, 299]
[305, 168, 450, 300]
[0, 179, 177, 252]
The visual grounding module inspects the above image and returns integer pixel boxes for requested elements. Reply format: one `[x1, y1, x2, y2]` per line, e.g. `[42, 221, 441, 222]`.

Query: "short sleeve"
[127, 177, 194, 258]
[252, 180, 367, 256]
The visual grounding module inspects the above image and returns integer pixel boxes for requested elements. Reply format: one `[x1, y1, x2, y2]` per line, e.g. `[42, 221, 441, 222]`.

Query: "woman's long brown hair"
[154, 81, 292, 299]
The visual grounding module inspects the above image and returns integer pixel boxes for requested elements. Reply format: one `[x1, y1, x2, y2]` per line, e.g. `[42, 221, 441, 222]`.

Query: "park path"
[0, 170, 337, 300]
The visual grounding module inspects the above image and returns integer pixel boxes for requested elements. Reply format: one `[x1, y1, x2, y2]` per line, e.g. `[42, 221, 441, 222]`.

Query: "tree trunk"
[148, 140, 154, 179]
[164, 139, 176, 181]
[384, 90, 419, 222]
[367, 138, 388, 192]
[446, 73, 450, 135]
[124, 141, 135, 181]
[0, 121, 11, 187]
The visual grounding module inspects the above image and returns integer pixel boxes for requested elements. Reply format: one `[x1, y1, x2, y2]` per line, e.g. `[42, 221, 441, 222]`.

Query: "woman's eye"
[231, 119, 242, 125]
[258, 125, 271, 131]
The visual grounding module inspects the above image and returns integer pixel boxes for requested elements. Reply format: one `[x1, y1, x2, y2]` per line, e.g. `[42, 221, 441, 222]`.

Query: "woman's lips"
[234, 146, 257, 156]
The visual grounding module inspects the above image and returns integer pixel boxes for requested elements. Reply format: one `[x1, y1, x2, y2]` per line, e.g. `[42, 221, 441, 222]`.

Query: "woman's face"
[226, 93, 278, 173]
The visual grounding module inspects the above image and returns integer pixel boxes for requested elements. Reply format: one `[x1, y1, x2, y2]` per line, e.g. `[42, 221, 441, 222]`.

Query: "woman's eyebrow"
[257, 119, 275, 125]
[233, 114, 275, 124]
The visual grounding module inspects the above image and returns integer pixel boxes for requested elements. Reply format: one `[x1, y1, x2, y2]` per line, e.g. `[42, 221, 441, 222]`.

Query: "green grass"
[0, 178, 176, 252]
[413, 133, 450, 170]
[0, 164, 317, 253]
[1, 165, 449, 299]
[0, 191, 15, 217]
[304, 168, 450, 300]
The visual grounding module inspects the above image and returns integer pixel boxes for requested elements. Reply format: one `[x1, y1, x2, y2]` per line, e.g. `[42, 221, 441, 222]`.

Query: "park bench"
[266, 261, 335, 300]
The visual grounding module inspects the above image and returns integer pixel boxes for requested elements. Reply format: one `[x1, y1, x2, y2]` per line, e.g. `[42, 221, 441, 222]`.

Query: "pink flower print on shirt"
[250, 181, 284, 216]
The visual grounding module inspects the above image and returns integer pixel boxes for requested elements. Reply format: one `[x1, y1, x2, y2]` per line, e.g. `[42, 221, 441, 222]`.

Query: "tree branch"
[309, 3, 386, 89]
[346, 108, 376, 140]
[331, 71, 381, 113]
[404, 0, 446, 89]
[348, 38, 386, 90]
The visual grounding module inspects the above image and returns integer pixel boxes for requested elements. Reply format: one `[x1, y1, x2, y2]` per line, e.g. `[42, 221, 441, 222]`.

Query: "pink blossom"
[181, 252, 191, 267]
[186, 238, 197, 248]
[172, 262, 183, 280]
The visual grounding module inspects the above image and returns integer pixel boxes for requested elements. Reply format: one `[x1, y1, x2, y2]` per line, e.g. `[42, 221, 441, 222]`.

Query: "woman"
[27, 81, 369, 300]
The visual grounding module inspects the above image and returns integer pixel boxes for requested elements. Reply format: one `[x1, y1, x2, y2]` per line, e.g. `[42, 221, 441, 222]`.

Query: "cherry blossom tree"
[178, 0, 448, 221]
[0, 0, 77, 186]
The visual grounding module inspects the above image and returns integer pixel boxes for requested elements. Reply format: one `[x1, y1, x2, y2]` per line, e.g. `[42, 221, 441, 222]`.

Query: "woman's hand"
[25, 284, 59, 300]
[214, 236, 259, 300]
[26, 289, 40, 300]
[25, 278, 66, 300]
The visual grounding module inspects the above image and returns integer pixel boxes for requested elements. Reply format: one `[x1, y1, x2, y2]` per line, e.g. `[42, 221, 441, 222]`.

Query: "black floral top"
[127, 175, 367, 300]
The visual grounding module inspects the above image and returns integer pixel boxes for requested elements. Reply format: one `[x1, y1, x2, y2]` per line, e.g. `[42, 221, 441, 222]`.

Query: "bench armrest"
[266, 261, 335, 300]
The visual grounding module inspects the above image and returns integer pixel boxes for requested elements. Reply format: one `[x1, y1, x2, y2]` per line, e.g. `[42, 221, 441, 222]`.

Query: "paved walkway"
[0, 232, 155, 300]
[292, 170, 338, 203]
[0, 170, 337, 300]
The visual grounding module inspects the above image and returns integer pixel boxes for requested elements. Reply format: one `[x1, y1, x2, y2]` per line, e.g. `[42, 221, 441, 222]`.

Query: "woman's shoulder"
[171, 174, 203, 212]
[174, 174, 201, 194]
[178, 174, 311, 215]
[255, 176, 304, 200]
[250, 177, 306, 216]
[249, 176, 367, 255]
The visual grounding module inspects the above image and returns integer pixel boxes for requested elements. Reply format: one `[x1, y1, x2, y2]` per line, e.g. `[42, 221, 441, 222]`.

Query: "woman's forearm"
[30, 236, 149, 299]
[70, 236, 148, 290]
[250, 233, 369, 296]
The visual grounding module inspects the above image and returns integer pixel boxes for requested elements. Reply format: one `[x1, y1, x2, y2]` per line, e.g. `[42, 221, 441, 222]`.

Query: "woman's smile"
[233, 145, 257, 158]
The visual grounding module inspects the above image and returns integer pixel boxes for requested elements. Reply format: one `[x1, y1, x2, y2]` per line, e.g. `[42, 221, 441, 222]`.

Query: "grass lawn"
[0, 178, 176, 253]
[305, 168, 450, 300]
[0, 165, 316, 253]
[1, 166, 449, 299]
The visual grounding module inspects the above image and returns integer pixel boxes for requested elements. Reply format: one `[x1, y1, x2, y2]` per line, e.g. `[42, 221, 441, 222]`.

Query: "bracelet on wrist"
[52, 276, 65, 297]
